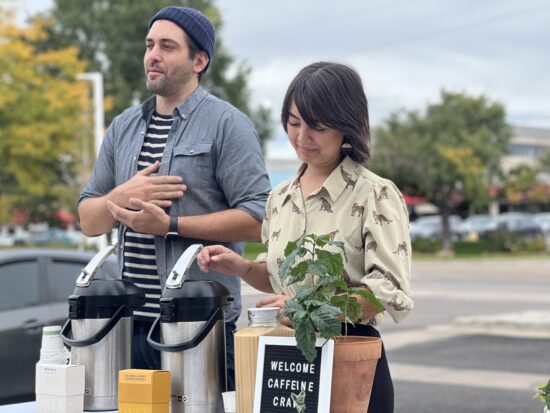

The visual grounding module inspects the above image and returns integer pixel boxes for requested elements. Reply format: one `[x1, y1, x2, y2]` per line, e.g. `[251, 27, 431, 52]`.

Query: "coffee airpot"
[61, 245, 145, 411]
[147, 244, 233, 413]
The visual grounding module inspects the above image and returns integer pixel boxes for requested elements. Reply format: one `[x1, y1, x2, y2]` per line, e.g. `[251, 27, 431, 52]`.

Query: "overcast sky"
[13, 0, 550, 158]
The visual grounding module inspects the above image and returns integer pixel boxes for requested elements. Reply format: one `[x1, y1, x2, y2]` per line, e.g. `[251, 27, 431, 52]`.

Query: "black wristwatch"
[165, 215, 179, 239]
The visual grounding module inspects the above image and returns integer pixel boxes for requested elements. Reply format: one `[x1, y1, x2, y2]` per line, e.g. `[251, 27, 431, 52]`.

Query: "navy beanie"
[149, 6, 215, 71]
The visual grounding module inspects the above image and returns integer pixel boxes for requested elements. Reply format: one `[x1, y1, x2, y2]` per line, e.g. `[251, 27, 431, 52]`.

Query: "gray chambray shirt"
[78, 86, 271, 321]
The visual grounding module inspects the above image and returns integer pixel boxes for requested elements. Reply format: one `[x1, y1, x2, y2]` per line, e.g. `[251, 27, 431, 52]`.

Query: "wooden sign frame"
[253, 336, 334, 413]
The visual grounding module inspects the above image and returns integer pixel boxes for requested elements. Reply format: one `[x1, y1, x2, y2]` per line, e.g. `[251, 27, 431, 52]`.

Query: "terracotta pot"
[330, 336, 382, 413]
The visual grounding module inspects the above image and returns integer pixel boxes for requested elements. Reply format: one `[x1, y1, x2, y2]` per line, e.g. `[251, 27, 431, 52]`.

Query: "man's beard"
[145, 65, 192, 97]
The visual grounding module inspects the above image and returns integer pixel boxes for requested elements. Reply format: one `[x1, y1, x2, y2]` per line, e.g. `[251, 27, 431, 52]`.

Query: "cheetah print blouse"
[259, 156, 413, 326]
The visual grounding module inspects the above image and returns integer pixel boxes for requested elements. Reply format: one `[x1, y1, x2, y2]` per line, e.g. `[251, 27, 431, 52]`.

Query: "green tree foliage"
[0, 10, 88, 223]
[503, 164, 550, 205]
[38, 0, 273, 149]
[371, 91, 511, 252]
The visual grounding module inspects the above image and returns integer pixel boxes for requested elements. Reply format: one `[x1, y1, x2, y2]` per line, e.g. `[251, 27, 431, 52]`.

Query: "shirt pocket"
[172, 142, 214, 183]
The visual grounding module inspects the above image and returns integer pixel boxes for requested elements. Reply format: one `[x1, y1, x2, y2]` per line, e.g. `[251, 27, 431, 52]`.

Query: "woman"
[197, 61, 413, 412]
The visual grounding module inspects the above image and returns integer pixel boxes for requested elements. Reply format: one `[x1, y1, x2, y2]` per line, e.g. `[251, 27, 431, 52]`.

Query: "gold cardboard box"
[118, 369, 170, 413]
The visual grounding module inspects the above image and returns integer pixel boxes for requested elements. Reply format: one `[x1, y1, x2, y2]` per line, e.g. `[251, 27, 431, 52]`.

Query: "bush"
[454, 240, 493, 255]
[243, 242, 267, 260]
[411, 238, 442, 253]
[482, 230, 546, 253]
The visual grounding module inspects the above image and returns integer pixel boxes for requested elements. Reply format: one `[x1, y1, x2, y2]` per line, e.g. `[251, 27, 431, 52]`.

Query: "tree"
[370, 91, 512, 252]
[37, 0, 274, 149]
[0, 9, 89, 224]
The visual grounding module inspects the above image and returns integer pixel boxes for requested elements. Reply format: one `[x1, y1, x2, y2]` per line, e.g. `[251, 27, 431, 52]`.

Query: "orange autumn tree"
[0, 9, 89, 224]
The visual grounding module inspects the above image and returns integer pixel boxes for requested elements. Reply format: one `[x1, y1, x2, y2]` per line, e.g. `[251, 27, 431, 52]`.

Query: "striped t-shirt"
[123, 112, 173, 320]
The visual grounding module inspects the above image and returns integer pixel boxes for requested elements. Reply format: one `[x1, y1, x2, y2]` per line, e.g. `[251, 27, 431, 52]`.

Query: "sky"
[12, 0, 550, 159]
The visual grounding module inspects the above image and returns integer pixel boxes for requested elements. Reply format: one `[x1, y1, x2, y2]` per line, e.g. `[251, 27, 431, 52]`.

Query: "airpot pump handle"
[75, 244, 117, 288]
[165, 244, 203, 289]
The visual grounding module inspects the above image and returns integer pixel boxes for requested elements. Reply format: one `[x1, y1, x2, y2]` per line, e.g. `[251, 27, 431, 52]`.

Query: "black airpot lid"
[68, 278, 146, 319]
[160, 280, 233, 322]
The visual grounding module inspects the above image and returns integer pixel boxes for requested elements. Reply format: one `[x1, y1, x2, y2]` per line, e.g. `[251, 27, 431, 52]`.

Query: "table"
[0, 402, 117, 412]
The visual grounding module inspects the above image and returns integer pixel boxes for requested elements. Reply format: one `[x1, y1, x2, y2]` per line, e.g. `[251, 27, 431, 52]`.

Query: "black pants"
[341, 323, 394, 413]
[132, 317, 237, 391]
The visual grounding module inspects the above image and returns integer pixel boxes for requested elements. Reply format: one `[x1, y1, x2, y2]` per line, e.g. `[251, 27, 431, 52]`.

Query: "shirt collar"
[141, 86, 208, 120]
[280, 164, 307, 206]
[322, 156, 360, 202]
[280, 156, 359, 206]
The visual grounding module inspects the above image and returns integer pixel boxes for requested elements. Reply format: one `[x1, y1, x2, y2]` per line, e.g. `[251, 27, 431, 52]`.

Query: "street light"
[77, 72, 104, 157]
[77, 72, 108, 250]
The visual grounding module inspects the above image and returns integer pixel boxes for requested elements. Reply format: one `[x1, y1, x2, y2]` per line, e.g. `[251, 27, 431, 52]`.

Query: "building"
[503, 126, 550, 173]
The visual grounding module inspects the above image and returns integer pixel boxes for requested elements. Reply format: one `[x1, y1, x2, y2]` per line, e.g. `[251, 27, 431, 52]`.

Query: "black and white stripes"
[123, 112, 173, 320]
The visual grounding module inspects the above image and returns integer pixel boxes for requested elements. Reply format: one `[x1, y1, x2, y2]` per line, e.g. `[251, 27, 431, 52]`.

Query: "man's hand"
[106, 198, 171, 235]
[109, 161, 186, 208]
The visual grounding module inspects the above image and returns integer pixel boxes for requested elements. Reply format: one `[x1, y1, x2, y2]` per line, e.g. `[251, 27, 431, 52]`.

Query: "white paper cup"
[41, 326, 63, 351]
[222, 391, 236, 413]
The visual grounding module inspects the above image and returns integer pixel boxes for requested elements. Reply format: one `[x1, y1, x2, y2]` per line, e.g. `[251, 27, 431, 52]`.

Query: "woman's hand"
[196, 245, 250, 277]
[257, 294, 293, 327]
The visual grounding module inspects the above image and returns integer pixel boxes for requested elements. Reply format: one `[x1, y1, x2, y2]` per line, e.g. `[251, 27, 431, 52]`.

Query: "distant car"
[0, 249, 118, 405]
[488, 212, 541, 237]
[409, 215, 463, 241]
[533, 212, 550, 234]
[0, 226, 29, 247]
[457, 214, 498, 240]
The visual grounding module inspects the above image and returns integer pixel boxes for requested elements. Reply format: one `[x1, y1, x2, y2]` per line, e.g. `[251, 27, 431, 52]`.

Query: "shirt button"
[181, 114, 188, 120]
[189, 149, 195, 154]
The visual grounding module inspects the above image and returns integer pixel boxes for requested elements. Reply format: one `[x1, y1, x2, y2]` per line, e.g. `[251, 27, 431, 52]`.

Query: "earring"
[341, 140, 352, 156]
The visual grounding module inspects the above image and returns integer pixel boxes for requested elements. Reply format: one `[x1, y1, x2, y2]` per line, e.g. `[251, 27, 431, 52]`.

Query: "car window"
[0, 260, 40, 311]
[49, 260, 86, 301]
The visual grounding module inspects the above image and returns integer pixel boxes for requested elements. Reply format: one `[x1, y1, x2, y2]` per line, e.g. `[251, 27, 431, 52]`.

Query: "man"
[78, 6, 271, 390]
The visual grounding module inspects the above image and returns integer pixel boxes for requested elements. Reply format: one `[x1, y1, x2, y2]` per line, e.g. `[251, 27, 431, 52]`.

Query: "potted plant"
[279, 233, 385, 412]
[535, 379, 550, 412]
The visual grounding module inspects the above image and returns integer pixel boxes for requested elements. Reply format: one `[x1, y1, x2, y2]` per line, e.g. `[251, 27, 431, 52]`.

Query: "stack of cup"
[39, 325, 70, 365]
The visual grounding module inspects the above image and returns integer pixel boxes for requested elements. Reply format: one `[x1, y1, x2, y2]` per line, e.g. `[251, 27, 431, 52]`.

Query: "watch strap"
[165, 215, 179, 239]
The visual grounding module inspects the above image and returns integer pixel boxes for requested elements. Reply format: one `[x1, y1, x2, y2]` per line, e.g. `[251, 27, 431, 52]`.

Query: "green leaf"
[314, 234, 330, 247]
[284, 239, 299, 257]
[287, 261, 309, 285]
[354, 289, 385, 313]
[307, 260, 328, 277]
[317, 250, 344, 276]
[294, 317, 318, 363]
[294, 284, 318, 301]
[309, 303, 342, 338]
[283, 299, 304, 316]
[345, 299, 364, 323]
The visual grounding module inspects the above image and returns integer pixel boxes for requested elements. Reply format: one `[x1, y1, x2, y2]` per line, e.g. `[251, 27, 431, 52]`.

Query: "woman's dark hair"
[281, 61, 370, 163]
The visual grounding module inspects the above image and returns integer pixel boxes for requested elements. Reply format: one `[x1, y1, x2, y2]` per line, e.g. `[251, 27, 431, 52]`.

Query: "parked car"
[488, 212, 541, 237]
[457, 214, 498, 240]
[533, 212, 550, 234]
[0, 226, 30, 247]
[0, 249, 118, 405]
[409, 215, 463, 241]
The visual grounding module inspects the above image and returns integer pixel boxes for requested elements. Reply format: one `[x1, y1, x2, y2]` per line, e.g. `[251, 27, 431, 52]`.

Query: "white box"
[36, 363, 85, 413]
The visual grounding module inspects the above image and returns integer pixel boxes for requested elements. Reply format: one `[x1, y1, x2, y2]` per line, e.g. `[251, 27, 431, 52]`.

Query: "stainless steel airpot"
[147, 244, 233, 413]
[61, 245, 145, 411]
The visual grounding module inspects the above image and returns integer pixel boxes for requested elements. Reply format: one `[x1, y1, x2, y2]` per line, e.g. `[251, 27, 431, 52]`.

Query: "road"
[237, 257, 550, 413]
